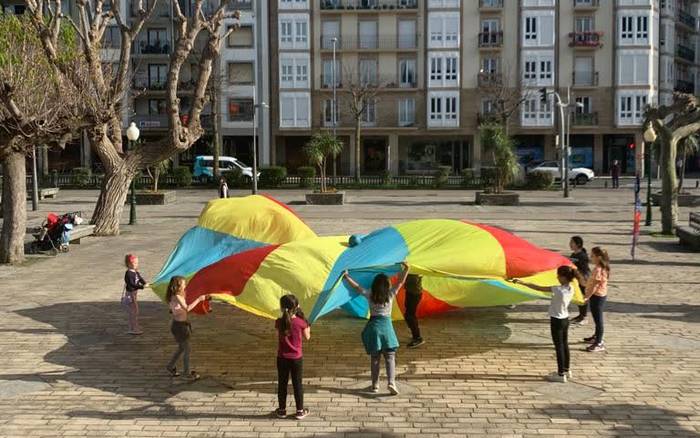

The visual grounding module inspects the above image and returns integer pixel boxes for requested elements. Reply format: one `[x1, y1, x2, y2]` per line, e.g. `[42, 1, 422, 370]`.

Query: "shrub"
[70, 167, 92, 187]
[461, 168, 476, 187]
[525, 170, 554, 190]
[380, 170, 392, 186]
[224, 168, 245, 188]
[172, 166, 192, 187]
[297, 166, 316, 188]
[433, 166, 451, 188]
[259, 166, 287, 188]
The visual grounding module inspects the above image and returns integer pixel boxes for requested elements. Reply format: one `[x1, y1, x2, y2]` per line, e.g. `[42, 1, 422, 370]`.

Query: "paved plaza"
[0, 187, 699, 437]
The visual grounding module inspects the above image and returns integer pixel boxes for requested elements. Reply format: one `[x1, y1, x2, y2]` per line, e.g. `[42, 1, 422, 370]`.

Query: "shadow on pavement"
[509, 302, 700, 324]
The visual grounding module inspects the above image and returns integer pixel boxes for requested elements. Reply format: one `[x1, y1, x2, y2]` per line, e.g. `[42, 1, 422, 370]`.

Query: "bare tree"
[644, 93, 700, 234]
[25, 0, 240, 235]
[477, 64, 530, 134]
[0, 15, 92, 263]
[340, 67, 388, 182]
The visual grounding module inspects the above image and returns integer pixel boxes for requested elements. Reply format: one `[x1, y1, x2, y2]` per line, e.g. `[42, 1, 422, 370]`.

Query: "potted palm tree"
[475, 124, 520, 205]
[132, 159, 177, 205]
[303, 132, 345, 205]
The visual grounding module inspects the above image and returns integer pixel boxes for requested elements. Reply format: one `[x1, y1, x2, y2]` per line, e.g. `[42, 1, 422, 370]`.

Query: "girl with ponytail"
[275, 294, 311, 420]
[584, 247, 610, 352]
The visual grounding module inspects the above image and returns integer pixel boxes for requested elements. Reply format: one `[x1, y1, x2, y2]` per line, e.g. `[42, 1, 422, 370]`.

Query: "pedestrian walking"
[343, 263, 409, 395]
[568, 236, 591, 325]
[123, 254, 147, 335]
[584, 247, 610, 352]
[611, 160, 621, 189]
[404, 274, 425, 348]
[510, 266, 576, 383]
[219, 177, 229, 199]
[275, 294, 311, 420]
[165, 276, 210, 381]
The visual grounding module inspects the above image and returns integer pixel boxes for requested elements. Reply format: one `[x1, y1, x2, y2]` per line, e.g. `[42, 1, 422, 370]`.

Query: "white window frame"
[398, 98, 416, 126]
[428, 12, 460, 49]
[522, 10, 554, 47]
[428, 91, 459, 128]
[522, 52, 554, 86]
[427, 0, 459, 9]
[617, 50, 650, 85]
[521, 92, 553, 127]
[279, 92, 310, 128]
[279, 54, 310, 89]
[617, 91, 650, 126]
[428, 52, 459, 87]
[618, 13, 650, 45]
[279, 0, 308, 10]
[279, 14, 309, 50]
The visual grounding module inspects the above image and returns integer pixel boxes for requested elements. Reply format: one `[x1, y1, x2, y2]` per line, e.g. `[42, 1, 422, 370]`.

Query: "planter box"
[305, 191, 345, 205]
[126, 190, 177, 205]
[475, 191, 520, 206]
[650, 192, 700, 207]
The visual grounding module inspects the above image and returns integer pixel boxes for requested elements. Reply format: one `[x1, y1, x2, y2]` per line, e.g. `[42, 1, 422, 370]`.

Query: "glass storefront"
[399, 137, 470, 174]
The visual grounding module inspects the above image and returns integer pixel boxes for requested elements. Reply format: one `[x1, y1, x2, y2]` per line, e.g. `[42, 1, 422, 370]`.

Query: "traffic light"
[628, 142, 636, 150]
[539, 88, 548, 103]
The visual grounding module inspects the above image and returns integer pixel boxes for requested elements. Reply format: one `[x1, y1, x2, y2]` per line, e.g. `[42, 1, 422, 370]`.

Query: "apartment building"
[269, 0, 700, 177]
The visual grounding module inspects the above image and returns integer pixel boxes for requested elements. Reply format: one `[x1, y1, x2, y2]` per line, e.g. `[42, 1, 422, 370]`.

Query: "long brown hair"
[591, 247, 610, 277]
[370, 274, 391, 305]
[278, 294, 299, 335]
[165, 276, 186, 302]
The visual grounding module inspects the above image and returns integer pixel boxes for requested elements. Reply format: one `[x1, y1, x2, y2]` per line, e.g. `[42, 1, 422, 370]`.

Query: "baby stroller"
[31, 212, 83, 255]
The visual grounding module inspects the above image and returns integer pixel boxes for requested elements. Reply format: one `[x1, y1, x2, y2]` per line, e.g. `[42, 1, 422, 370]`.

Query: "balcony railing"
[572, 112, 598, 126]
[321, 0, 417, 9]
[477, 72, 502, 86]
[136, 40, 171, 54]
[569, 31, 603, 48]
[573, 0, 599, 9]
[320, 35, 419, 50]
[572, 71, 599, 87]
[677, 44, 696, 62]
[478, 31, 503, 48]
[675, 79, 696, 94]
[479, 0, 503, 8]
[678, 9, 697, 29]
[477, 112, 501, 125]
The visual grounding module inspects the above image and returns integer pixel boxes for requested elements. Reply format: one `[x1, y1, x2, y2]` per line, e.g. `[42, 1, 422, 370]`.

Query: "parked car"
[526, 160, 595, 185]
[193, 156, 259, 181]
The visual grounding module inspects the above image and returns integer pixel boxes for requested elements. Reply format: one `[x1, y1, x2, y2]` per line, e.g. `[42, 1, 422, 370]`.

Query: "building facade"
[269, 0, 700, 176]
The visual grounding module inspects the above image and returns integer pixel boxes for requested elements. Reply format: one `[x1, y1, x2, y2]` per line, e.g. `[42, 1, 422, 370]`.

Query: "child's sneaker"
[294, 409, 309, 420]
[586, 343, 606, 353]
[370, 384, 379, 393]
[583, 335, 596, 343]
[566, 370, 573, 379]
[275, 409, 287, 419]
[407, 338, 425, 348]
[388, 383, 399, 395]
[546, 372, 567, 383]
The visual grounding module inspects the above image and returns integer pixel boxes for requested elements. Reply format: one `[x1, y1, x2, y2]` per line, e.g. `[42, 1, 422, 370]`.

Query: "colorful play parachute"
[152, 195, 583, 322]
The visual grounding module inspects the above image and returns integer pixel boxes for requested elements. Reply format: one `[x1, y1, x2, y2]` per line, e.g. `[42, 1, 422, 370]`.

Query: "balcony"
[131, 1, 170, 17]
[568, 31, 603, 48]
[136, 40, 171, 55]
[678, 9, 697, 29]
[675, 79, 696, 94]
[477, 112, 501, 125]
[572, 112, 598, 126]
[478, 31, 503, 48]
[320, 0, 417, 10]
[320, 35, 419, 51]
[677, 44, 696, 62]
[479, 0, 503, 9]
[573, 0, 599, 9]
[572, 71, 599, 87]
[477, 72, 502, 86]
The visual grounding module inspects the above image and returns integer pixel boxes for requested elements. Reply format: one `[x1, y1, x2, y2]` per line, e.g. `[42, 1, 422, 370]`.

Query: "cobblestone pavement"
[1, 188, 699, 438]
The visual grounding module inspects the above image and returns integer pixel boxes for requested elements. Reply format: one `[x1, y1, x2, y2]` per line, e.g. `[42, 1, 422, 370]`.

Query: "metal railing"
[477, 112, 501, 125]
[568, 31, 603, 47]
[572, 112, 598, 126]
[678, 9, 697, 29]
[135, 41, 171, 54]
[573, 0, 599, 8]
[572, 71, 599, 87]
[477, 72, 502, 86]
[479, 0, 503, 8]
[320, 35, 419, 50]
[675, 79, 696, 94]
[320, 0, 417, 9]
[478, 31, 503, 48]
[677, 44, 696, 62]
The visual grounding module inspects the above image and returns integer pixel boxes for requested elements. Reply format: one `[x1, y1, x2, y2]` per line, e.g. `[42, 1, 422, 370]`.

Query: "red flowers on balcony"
[568, 31, 603, 48]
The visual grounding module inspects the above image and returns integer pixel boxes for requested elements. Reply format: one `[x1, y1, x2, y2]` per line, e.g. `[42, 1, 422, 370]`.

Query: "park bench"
[676, 212, 700, 251]
[25, 187, 60, 200]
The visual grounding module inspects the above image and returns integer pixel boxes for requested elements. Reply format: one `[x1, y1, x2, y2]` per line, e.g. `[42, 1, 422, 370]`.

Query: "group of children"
[122, 236, 610, 419]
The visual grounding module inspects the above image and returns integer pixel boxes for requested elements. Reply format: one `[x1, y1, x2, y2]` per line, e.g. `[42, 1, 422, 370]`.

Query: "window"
[323, 99, 338, 127]
[104, 26, 121, 48]
[398, 20, 417, 49]
[481, 18, 500, 33]
[619, 13, 649, 45]
[279, 0, 308, 9]
[521, 93, 553, 127]
[481, 99, 497, 114]
[279, 92, 310, 128]
[617, 92, 648, 125]
[228, 62, 254, 84]
[359, 21, 378, 49]
[482, 57, 500, 74]
[428, 12, 460, 48]
[148, 99, 166, 115]
[279, 15, 309, 49]
[321, 20, 340, 49]
[427, 0, 459, 8]
[575, 96, 592, 114]
[360, 59, 378, 86]
[575, 17, 593, 33]
[361, 99, 376, 126]
[280, 55, 310, 88]
[148, 64, 167, 87]
[322, 59, 341, 88]
[525, 17, 537, 41]
[228, 26, 254, 47]
[428, 92, 459, 127]
[228, 99, 254, 122]
[522, 53, 554, 86]
[618, 51, 649, 85]
[574, 56, 594, 85]
[522, 11, 554, 47]
[428, 52, 459, 87]
[147, 28, 167, 45]
[399, 98, 416, 126]
[399, 59, 416, 88]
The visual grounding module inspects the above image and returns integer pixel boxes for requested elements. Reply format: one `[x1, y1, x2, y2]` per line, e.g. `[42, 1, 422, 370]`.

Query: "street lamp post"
[31, 145, 39, 211]
[252, 100, 268, 195]
[643, 124, 657, 226]
[126, 122, 140, 225]
[332, 37, 338, 180]
[547, 87, 581, 198]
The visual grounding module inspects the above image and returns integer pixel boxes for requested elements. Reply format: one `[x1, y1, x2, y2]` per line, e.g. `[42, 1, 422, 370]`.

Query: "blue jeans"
[590, 295, 607, 344]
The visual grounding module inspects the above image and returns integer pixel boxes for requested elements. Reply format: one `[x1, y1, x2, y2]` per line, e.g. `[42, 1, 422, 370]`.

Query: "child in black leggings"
[404, 274, 425, 348]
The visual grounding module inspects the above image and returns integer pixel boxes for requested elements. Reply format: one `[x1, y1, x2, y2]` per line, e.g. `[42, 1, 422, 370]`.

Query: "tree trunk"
[678, 147, 687, 192]
[659, 137, 679, 235]
[355, 117, 361, 182]
[0, 151, 27, 264]
[91, 163, 134, 235]
[320, 157, 326, 193]
[212, 90, 221, 179]
[154, 168, 160, 193]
